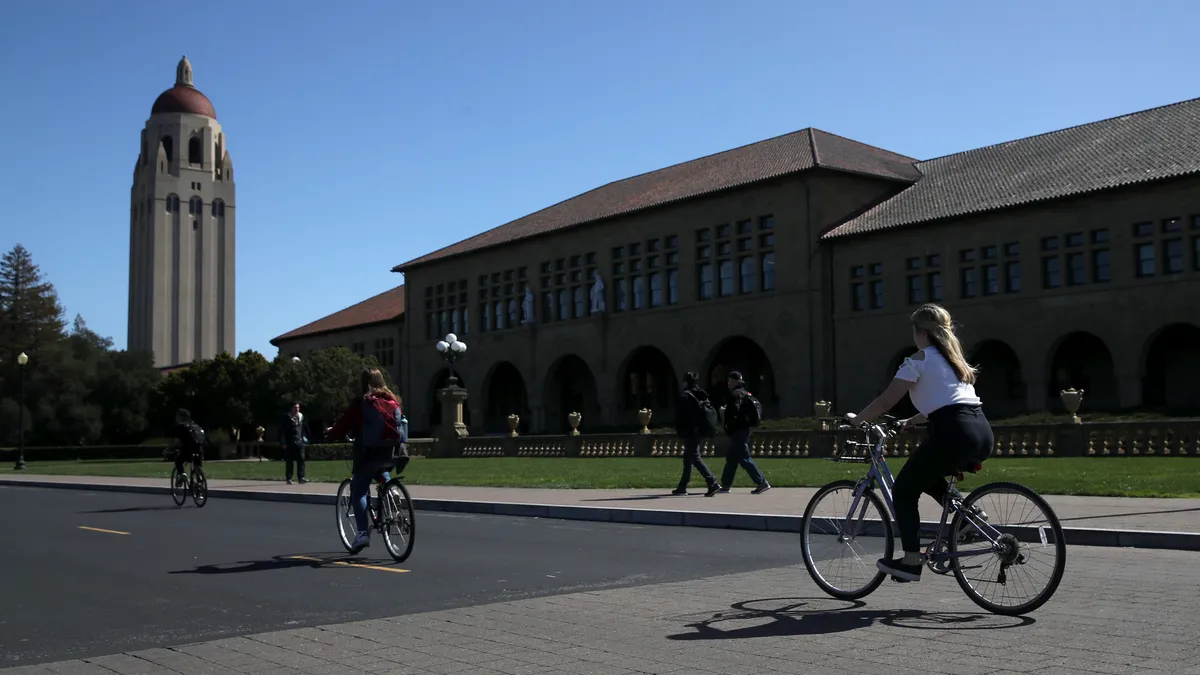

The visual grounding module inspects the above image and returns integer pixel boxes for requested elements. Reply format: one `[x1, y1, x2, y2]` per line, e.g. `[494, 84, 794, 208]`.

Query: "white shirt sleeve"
[895, 356, 924, 383]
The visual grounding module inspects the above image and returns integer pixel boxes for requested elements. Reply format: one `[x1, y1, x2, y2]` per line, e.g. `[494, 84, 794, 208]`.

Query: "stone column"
[438, 384, 469, 440]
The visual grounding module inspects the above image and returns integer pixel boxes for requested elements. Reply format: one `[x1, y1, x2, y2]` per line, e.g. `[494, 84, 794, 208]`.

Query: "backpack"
[360, 395, 403, 449]
[743, 391, 763, 427]
[185, 421, 207, 449]
[695, 396, 719, 437]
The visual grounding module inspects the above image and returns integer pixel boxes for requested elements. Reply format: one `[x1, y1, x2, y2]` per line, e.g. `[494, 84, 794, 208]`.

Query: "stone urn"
[506, 414, 520, 438]
[637, 408, 653, 435]
[254, 425, 265, 443]
[567, 411, 582, 437]
[1060, 388, 1085, 424]
[814, 400, 832, 430]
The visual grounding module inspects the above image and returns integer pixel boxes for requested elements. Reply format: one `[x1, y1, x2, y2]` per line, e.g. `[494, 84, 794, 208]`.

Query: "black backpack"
[182, 421, 206, 451]
[743, 391, 763, 427]
[685, 391, 719, 437]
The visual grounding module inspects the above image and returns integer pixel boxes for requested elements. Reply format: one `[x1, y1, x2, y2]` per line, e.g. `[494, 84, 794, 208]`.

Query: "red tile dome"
[150, 56, 216, 119]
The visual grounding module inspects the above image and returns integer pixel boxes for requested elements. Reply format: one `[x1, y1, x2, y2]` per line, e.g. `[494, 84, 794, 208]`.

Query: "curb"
[4, 478, 1199, 552]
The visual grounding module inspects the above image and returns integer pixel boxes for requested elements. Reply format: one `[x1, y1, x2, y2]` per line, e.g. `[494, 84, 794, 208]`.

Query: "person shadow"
[665, 597, 1035, 641]
[167, 553, 394, 575]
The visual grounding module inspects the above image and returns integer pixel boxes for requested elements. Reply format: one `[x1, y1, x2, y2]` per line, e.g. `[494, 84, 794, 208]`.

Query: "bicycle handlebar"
[832, 414, 908, 440]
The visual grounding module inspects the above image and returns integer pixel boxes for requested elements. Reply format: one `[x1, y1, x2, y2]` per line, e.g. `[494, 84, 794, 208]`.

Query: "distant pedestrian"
[278, 402, 310, 485]
[671, 372, 721, 497]
[719, 371, 770, 494]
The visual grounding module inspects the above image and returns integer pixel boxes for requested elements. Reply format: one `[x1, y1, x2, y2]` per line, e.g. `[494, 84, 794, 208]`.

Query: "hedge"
[0, 445, 169, 463]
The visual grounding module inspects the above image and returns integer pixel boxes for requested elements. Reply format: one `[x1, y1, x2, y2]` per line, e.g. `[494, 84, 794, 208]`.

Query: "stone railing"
[424, 419, 1200, 459]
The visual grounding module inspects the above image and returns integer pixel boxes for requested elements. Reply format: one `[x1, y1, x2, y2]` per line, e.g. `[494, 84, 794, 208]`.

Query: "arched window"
[212, 199, 225, 218]
[165, 194, 180, 214]
[188, 137, 202, 165]
[188, 196, 202, 215]
[161, 136, 174, 163]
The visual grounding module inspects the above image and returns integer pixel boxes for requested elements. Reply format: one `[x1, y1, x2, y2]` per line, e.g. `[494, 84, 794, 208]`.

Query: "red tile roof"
[393, 129, 920, 271]
[271, 284, 405, 345]
[823, 97, 1200, 239]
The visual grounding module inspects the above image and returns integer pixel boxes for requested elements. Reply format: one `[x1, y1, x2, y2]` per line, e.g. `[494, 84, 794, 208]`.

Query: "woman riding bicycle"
[845, 303, 993, 582]
[325, 368, 406, 554]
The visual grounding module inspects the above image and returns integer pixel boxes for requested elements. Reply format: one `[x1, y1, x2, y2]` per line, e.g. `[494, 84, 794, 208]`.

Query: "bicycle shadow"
[80, 506, 187, 514]
[167, 553, 384, 575]
[665, 597, 1035, 641]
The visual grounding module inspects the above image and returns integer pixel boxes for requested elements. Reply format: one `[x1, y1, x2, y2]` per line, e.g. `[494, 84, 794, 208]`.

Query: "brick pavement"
[6, 545, 1199, 675]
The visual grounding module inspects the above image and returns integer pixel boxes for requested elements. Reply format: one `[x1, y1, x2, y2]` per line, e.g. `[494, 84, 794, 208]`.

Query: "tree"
[269, 347, 389, 436]
[0, 244, 66, 366]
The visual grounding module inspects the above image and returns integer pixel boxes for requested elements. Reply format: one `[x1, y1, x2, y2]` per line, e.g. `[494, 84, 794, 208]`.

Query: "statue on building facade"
[521, 286, 535, 324]
[590, 271, 606, 313]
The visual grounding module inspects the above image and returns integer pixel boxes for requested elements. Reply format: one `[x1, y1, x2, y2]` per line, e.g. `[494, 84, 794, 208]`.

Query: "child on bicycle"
[325, 368, 407, 554]
[845, 303, 993, 582]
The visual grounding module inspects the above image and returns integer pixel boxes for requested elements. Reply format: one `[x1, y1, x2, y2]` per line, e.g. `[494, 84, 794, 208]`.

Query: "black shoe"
[286, 479, 293, 485]
[716, 488, 730, 494]
[299, 478, 310, 484]
[751, 483, 771, 495]
[876, 557, 922, 582]
[670, 489, 687, 496]
[705, 483, 721, 497]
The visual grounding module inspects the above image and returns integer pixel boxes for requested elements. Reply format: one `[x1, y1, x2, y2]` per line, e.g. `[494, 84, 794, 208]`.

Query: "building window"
[542, 291, 553, 321]
[961, 267, 978, 298]
[851, 283, 866, 311]
[698, 263, 713, 300]
[632, 276, 645, 309]
[1163, 217, 1183, 233]
[870, 279, 883, 309]
[718, 260, 734, 297]
[905, 257, 923, 304]
[739, 257, 756, 294]
[1164, 238, 1184, 274]
[557, 289, 568, 320]
[1042, 236, 1059, 252]
[1042, 257, 1061, 288]
[851, 263, 883, 310]
[1133, 221, 1154, 238]
[373, 337, 396, 367]
[1065, 232, 1084, 248]
[1193, 235, 1200, 271]
[1065, 252, 1084, 285]
[667, 269, 679, 304]
[1093, 249, 1111, 283]
[983, 264, 999, 295]
[649, 273, 663, 307]
[926, 254, 943, 301]
[573, 286, 585, 318]
[351, 341, 365, 356]
[1135, 243, 1155, 278]
[615, 278, 628, 311]
[494, 301, 504, 330]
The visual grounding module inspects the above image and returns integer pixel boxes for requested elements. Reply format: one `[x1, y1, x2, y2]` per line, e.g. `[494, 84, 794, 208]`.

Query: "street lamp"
[435, 333, 467, 385]
[291, 356, 300, 364]
[14, 352, 28, 471]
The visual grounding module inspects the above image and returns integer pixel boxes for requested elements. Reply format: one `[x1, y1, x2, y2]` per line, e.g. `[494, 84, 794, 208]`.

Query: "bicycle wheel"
[949, 481, 1066, 616]
[190, 466, 208, 508]
[170, 466, 187, 506]
[335, 479, 357, 553]
[801, 479, 893, 600]
[379, 479, 415, 563]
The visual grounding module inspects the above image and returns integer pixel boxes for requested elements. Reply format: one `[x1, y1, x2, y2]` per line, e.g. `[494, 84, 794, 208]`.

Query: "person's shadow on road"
[665, 597, 1035, 641]
[168, 554, 363, 575]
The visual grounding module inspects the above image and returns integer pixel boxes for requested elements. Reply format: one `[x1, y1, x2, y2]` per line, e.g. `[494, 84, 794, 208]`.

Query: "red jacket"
[326, 392, 402, 445]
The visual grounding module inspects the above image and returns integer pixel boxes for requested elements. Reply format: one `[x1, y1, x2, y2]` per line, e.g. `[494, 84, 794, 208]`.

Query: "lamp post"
[435, 333, 467, 385]
[14, 352, 28, 471]
[291, 356, 300, 364]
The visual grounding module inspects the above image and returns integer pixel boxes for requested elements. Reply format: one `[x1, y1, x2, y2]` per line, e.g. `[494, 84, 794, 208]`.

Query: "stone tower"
[128, 56, 235, 368]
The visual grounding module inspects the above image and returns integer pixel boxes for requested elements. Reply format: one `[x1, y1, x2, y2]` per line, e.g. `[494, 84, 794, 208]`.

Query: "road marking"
[285, 555, 409, 574]
[78, 526, 130, 535]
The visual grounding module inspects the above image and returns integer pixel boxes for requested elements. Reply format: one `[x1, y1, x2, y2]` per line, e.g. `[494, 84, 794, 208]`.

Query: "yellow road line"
[78, 526, 130, 535]
[285, 555, 409, 574]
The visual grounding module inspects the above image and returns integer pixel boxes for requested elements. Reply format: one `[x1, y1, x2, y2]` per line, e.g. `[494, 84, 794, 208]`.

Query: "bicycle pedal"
[890, 575, 911, 584]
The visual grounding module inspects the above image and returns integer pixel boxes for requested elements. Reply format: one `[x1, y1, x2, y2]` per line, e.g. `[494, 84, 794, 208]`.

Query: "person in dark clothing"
[672, 372, 721, 497]
[171, 408, 205, 476]
[719, 371, 771, 494]
[278, 402, 311, 485]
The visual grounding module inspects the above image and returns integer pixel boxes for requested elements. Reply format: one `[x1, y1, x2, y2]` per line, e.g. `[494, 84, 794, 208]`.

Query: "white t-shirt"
[894, 346, 981, 416]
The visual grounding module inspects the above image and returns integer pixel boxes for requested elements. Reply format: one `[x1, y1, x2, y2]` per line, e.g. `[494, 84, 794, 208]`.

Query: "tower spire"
[176, 56, 194, 88]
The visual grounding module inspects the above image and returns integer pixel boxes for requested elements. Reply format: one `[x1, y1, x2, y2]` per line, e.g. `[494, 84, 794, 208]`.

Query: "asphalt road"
[0, 484, 806, 667]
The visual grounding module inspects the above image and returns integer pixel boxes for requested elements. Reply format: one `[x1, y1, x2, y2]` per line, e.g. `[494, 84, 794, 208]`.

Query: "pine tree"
[0, 244, 66, 363]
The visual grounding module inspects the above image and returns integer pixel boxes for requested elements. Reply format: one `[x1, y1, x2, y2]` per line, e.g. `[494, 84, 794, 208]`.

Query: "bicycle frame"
[835, 422, 1009, 564]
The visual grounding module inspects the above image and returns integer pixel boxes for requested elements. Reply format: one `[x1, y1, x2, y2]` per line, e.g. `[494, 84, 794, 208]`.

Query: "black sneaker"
[876, 557, 922, 582]
[705, 483, 721, 497]
[716, 488, 731, 494]
[286, 479, 293, 485]
[751, 483, 771, 495]
[670, 489, 687, 496]
[299, 478, 310, 484]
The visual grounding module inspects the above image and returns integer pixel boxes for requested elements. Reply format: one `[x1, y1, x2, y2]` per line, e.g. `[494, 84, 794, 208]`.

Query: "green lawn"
[2, 456, 1198, 498]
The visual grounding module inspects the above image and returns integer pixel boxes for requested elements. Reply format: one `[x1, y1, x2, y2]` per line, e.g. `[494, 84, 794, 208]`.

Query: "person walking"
[671, 372, 721, 497]
[278, 402, 310, 485]
[719, 371, 771, 494]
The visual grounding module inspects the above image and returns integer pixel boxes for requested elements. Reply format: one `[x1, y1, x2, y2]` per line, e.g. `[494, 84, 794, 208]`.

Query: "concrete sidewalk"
[2, 473, 1198, 550]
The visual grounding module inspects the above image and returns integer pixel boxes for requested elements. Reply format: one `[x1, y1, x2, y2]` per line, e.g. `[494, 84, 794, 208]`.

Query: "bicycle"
[800, 415, 1066, 616]
[168, 450, 208, 508]
[335, 469, 415, 562]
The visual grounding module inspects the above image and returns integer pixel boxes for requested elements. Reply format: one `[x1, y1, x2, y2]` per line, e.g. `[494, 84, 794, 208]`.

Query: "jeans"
[893, 404, 994, 552]
[173, 449, 202, 474]
[284, 444, 306, 481]
[676, 437, 717, 491]
[720, 429, 767, 488]
[351, 458, 396, 535]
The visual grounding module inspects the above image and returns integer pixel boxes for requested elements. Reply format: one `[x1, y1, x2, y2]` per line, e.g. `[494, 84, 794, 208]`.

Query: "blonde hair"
[911, 304, 977, 385]
[360, 368, 396, 401]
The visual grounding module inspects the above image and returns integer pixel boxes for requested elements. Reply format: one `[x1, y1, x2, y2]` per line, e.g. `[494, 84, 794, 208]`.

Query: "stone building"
[278, 96, 1200, 434]
[128, 57, 236, 368]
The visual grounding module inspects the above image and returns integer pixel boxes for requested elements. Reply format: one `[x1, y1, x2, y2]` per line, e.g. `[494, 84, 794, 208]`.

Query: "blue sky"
[0, 0, 1195, 359]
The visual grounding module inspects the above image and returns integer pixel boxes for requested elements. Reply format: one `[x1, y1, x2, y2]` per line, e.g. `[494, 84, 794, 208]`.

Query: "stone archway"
[1142, 323, 1200, 412]
[704, 336, 777, 415]
[428, 368, 470, 431]
[483, 361, 529, 434]
[969, 340, 1027, 419]
[619, 346, 678, 414]
[1047, 332, 1118, 412]
[543, 355, 600, 434]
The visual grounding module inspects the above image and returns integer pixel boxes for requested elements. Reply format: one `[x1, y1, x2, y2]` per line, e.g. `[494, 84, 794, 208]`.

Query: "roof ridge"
[809, 127, 920, 163]
[918, 95, 1200, 164]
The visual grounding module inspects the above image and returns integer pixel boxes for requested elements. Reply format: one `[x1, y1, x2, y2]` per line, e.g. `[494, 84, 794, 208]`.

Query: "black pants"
[676, 437, 717, 491]
[893, 404, 993, 553]
[284, 444, 306, 481]
[173, 449, 202, 474]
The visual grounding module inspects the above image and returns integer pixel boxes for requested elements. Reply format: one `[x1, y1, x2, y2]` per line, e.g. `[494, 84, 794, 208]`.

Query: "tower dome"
[150, 56, 217, 119]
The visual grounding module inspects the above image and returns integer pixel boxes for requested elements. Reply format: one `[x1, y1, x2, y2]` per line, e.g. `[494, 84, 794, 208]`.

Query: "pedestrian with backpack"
[325, 368, 407, 554]
[719, 371, 771, 494]
[171, 408, 207, 477]
[672, 372, 722, 497]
